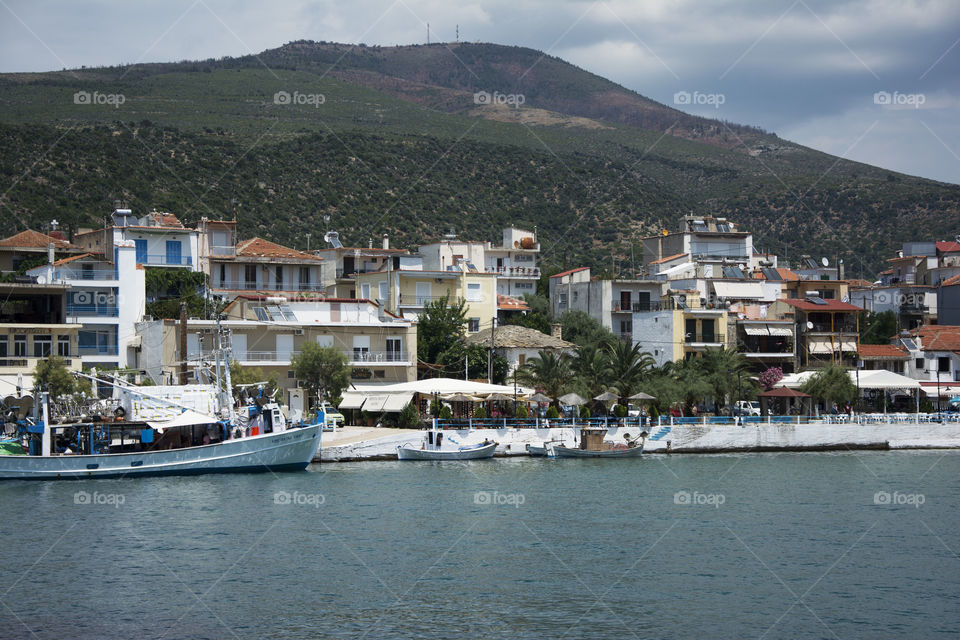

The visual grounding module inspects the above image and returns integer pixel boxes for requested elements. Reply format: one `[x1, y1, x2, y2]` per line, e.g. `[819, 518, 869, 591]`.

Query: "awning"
[338, 392, 366, 410]
[767, 325, 793, 336]
[361, 395, 390, 413]
[840, 338, 858, 352]
[922, 385, 960, 398]
[147, 409, 220, 432]
[807, 339, 834, 354]
[743, 326, 769, 336]
[382, 392, 416, 412]
[713, 282, 764, 299]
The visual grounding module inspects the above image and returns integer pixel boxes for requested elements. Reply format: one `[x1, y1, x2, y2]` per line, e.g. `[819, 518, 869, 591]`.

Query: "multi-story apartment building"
[0, 282, 81, 395]
[206, 237, 326, 299]
[767, 297, 862, 370]
[28, 243, 145, 370]
[899, 325, 960, 402]
[0, 228, 83, 273]
[136, 297, 417, 391]
[548, 267, 663, 343]
[631, 290, 728, 367]
[640, 216, 753, 279]
[73, 209, 200, 270]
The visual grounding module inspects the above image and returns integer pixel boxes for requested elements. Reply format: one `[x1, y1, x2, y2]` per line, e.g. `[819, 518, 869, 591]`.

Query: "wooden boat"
[552, 427, 646, 458]
[397, 432, 497, 460]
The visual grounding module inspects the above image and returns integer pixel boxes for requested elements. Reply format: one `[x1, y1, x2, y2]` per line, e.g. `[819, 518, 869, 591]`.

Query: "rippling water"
[1, 451, 958, 639]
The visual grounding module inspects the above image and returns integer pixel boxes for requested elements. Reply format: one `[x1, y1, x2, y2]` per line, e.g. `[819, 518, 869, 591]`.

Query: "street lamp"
[936, 366, 942, 422]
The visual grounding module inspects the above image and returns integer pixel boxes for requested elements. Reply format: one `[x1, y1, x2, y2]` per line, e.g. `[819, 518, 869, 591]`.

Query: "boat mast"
[217, 313, 237, 424]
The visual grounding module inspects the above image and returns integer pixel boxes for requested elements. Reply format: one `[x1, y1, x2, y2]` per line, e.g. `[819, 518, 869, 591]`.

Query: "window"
[620, 320, 632, 335]
[0, 335, 6, 357]
[558, 293, 568, 305]
[916, 358, 925, 371]
[374, 370, 385, 379]
[518, 353, 526, 366]
[685, 319, 698, 342]
[353, 336, 370, 361]
[134, 239, 147, 263]
[378, 281, 388, 302]
[466, 282, 482, 301]
[244, 264, 257, 289]
[165, 240, 183, 265]
[938, 356, 950, 373]
[515, 254, 534, 262]
[33, 335, 52, 357]
[386, 338, 402, 361]
[316, 335, 334, 348]
[288, 370, 296, 379]
[14, 334, 26, 357]
[81, 263, 94, 280]
[468, 318, 480, 333]
[299, 267, 310, 288]
[275, 266, 283, 289]
[515, 282, 533, 290]
[360, 283, 371, 299]
[701, 320, 716, 343]
[219, 263, 226, 286]
[57, 335, 71, 357]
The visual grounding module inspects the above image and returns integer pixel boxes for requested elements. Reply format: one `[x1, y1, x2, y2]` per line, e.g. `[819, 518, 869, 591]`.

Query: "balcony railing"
[486, 267, 540, 278]
[0, 356, 80, 370]
[209, 350, 411, 364]
[398, 295, 449, 307]
[208, 245, 236, 257]
[613, 301, 659, 312]
[212, 280, 326, 292]
[684, 335, 724, 344]
[78, 345, 119, 356]
[67, 305, 119, 317]
[139, 254, 193, 266]
[54, 269, 117, 281]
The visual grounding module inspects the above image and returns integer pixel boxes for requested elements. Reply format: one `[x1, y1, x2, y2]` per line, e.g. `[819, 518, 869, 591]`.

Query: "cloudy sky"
[2, 0, 958, 184]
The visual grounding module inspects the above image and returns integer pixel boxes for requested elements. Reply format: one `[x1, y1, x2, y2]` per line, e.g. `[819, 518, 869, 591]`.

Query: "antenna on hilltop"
[456, 25, 459, 42]
[427, 23, 430, 45]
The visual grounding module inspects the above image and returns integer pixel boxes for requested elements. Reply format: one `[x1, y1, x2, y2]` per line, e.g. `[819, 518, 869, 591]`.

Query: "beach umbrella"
[526, 392, 551, 403]
[484, 393, 514, 401]
[558, 392, 588, 405]
[593, 391, 619, 402]
[629, 392, 656, 401]
[444, 393, 480, 402]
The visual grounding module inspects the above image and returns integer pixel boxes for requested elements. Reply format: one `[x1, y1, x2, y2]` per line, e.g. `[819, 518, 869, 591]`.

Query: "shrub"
[398, 402, 419, 428]
[473, 405, 487, 419]
[439, 405, 452, 420]
[579, 405, 591, 419]
[545, 406, 559, 419]
[516, 405, 529, 419]
[613, 404, 627, 418]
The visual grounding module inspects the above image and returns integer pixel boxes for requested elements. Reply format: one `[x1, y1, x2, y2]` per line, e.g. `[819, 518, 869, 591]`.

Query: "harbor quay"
[317, 415, 960, 461]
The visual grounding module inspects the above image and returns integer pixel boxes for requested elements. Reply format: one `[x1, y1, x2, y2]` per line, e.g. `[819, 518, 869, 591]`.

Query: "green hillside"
[0, 41, 956, 276]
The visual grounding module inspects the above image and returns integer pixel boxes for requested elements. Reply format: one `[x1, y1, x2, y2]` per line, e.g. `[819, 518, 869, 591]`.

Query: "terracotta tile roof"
[845, 278, 874, 289]
[465, 324, 575, 350]
[942, 274, 960, 286]
[781, 298, 862, 312]
[857, 344, 909, 359]
[649, 253, 686, 265]
[497, 294, 530, 311]
[776, 268, 800, 281]
[936, 241, 960, 253]
[146, 211, 184, 227]
[236, 237, 323, 261]
[50, 252, 96, 266]
[0, 229, 80, 250]
[878, 268, 893, 275]
[910, 325, 960, 351]
[550, 266, 589, 279]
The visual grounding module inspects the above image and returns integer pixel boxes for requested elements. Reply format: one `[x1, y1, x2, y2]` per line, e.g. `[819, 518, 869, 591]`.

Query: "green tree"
[144, 268, 208, 319]
[700, 347, 750, 412]
[559, 310, 615, 348]
[291, 343, 350, 405]
[437, 342, 508, 383]
[416, 295, 468, 365]
[229, 360, 280, 399]
[503, 293, 552, 334]
[859, 310, 897, 344]
[34, 356, 78, 397]
[603, 340, 656, 403]
[800, 364, 857, 410]
[570, 343, 609, 402]
[516, 351, 572, 406]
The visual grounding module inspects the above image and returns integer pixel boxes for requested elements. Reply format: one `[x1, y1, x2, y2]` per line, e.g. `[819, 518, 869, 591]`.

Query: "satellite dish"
[737, 264, 746, 271]
[806, 321, 814, 330]
[35, 275, 46, 284]
[821, 257, 829, 267]
[737, 312, 745, 320]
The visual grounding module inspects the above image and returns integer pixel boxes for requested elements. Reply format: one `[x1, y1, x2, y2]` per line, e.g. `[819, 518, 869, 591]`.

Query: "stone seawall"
[317, 421, 960, 462]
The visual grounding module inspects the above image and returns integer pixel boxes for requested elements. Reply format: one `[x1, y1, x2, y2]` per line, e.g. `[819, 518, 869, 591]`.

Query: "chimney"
[382, 234, 389, 250]
[551, 323, 562, 339]
[47, 242, 55, 265]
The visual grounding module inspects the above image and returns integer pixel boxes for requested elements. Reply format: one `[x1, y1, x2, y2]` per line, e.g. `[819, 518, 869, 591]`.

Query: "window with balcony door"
[219, 263, 226, 286]
[33, 335, 52, 358]
[244, 265, 257, 289]
[276, 266, 283, 290]
[386, 338, 402, 362]
[353, 336, 370, 361]
[685, 319, 697, 342]
[14, 334, 26, 357]
[938, 356, 950, 373]
[300, 267, 310, 288]
[701, 320, 716, 343]
[0, 336, 7, 358]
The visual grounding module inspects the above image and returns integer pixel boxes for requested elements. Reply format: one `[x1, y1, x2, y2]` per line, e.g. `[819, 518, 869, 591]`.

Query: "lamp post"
[937, 366, 942, 422]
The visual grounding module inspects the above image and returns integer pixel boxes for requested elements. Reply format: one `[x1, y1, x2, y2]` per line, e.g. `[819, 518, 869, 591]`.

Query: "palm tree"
[570, 344, 609, 402]
[603, 340, 656, 404]
[516, 351, 572, 407]
[700, 347, 749, 413]
[662, 358, 713, 414]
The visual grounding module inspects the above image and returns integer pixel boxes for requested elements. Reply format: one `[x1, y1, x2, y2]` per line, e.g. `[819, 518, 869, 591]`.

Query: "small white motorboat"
[552, 427, 646, 459]
[397, 431, 497, 460]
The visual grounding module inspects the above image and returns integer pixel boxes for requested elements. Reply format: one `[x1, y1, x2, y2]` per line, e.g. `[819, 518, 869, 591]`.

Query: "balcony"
[208, 245, 236, 257]
[78, 345, 119, 356]
[0, 356, 80, 371]
[398, 295, 449, 307]
[67, 305, 119, 318]
[54, 269, 117, 281]
[613, 301, 659, 313]
[216, 350, 411, 365]
[684, 334, 725, 346]
[138, 254, 193, 267]
[487, 266, 540, 278]
[212, 280, 326, 292]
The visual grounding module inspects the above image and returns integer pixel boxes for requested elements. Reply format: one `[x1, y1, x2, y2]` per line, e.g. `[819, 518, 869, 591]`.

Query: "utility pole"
[178, 302, 188, 385]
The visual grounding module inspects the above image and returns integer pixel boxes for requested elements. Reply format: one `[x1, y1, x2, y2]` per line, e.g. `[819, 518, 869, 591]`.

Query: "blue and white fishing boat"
[0, 322, 322, 480]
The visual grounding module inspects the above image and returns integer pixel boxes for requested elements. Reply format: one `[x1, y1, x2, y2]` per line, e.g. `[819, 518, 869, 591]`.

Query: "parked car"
[734, 400, 761, 416]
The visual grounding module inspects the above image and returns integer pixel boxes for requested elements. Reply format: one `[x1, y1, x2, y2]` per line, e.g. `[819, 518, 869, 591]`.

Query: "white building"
[73, 209, 200, 271]
[29, 242, 145, 369]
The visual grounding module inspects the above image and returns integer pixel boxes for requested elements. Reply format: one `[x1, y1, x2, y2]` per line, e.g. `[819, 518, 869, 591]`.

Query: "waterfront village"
[1, 207, 960, 438]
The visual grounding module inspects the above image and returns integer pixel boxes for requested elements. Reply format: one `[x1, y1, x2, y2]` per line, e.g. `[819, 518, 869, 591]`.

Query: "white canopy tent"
[341, 378, 535, 414]
[779, 369, 921, 414]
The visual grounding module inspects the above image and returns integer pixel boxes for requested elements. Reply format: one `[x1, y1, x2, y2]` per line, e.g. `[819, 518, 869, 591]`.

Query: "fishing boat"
[397, 430, 497, 460]
[552, 427, 646, 458]
[0, 321, 322, 480]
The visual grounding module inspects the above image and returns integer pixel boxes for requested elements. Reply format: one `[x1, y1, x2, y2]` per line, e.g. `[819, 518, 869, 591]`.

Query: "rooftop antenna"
[427, 23, 430, 45]
[456, 25, 459, 42]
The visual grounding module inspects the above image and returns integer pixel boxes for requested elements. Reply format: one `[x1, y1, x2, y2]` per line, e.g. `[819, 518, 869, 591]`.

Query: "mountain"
[0, 40, 956, 276]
